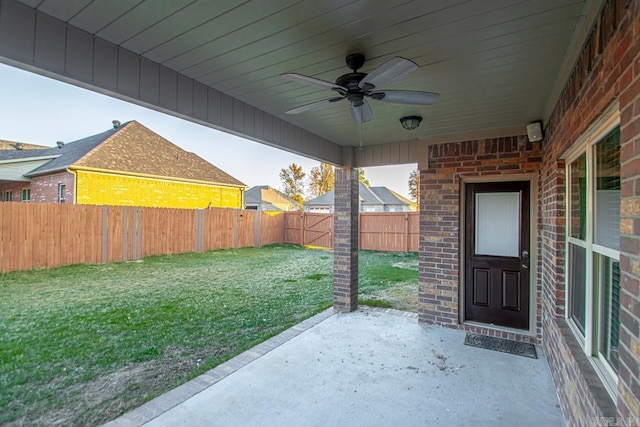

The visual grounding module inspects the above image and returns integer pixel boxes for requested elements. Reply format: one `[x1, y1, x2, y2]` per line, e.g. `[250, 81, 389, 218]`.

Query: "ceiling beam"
[0, 0, 344, 165]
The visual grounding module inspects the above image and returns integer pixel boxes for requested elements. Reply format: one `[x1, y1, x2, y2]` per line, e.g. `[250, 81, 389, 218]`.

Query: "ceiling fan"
[282, 53, 439, 124]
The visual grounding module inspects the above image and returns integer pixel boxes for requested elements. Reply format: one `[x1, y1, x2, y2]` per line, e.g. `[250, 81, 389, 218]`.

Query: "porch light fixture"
[400, 115, 422, 130]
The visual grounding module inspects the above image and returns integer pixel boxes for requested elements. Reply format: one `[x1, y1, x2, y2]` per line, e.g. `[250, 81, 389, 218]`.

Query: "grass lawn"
[0, 245, 417, 426]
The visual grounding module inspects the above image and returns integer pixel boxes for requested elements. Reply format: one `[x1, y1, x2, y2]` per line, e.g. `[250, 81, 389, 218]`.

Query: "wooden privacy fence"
[284, 212, 419, 252]
[0, 203, 417, 273]
[0, 203, 284, 273]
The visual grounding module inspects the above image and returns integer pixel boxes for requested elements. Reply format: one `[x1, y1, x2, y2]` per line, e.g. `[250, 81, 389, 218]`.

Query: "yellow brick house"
[0, 121, 246, 208]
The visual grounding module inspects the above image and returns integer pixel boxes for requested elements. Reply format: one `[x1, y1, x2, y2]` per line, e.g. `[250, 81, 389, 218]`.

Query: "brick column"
[418, 166, 459, 326]
[333, 167, 359, 312]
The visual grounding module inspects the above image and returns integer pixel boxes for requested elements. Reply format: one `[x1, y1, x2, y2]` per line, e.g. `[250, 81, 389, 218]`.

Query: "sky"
[0, 63, 416, 199]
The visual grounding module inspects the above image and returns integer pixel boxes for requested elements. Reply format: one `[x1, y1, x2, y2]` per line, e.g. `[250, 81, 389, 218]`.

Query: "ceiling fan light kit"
[282, 54, 439, 124]
[400, 115, 422, 130]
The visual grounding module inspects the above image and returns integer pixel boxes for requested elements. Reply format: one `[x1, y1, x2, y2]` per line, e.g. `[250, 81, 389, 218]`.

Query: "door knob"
[522, 250, 529, 259]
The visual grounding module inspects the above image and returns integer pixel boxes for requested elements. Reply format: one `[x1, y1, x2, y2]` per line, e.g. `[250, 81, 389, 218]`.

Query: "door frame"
[460, 174, 538, 336]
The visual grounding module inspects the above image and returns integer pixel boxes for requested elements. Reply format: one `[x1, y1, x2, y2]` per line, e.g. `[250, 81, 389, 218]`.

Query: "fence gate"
[303, 213, 333, 247]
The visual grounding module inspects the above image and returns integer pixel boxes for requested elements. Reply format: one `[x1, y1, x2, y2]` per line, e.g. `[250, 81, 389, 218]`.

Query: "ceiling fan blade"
[350, 100, 373, 124]
[281, 73, 347, 92]
[285, 97, 344, 115]
[359, 57, 418, 90]
[371, 90, 439, 105]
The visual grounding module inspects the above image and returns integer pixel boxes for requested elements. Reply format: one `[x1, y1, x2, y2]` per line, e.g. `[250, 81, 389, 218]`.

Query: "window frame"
[564, 109, 621, 399]
[58, 183, 66, 203]
[21, 188, 30, 203]
[4, 191, 12, 202]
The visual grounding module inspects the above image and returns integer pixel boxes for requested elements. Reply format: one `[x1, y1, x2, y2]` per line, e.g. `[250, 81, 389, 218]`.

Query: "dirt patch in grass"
[359, 251, 419, 312]
[361, 282, 419, 312]
[391, 260, 419, 271]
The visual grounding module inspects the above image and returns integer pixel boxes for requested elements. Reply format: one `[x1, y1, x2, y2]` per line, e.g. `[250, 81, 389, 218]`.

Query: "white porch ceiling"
[8, 0, 593, 163]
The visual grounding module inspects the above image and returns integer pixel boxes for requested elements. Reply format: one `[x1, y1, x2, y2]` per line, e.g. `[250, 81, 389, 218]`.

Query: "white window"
[21, 188, 30, 202]
[4, 191, 12, 202]
[58, 184, 66, 203]
[566, 114, 620, 398]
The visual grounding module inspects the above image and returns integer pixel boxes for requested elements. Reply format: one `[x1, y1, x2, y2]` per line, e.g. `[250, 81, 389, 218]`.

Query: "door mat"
[464, 333, 537, 359]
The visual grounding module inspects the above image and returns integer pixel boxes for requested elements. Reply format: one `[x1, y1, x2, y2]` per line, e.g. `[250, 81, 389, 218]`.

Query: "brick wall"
[333, 168, 359, 312]
[0, 181, 28, 201]
[539, 0, 640, 425]
[30, 172, 75, 203]
[617, 0, 640, 420]
[418, 137, 542, 343]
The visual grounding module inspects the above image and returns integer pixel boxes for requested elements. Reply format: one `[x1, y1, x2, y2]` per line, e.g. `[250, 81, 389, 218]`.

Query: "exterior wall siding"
[75, 170, 242, 209]
[418, 136, 542, 343]
[30, 172, 75, 203]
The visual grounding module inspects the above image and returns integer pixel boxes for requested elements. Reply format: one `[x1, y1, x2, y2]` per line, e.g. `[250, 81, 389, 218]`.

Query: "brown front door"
[464, 181, 530, 330]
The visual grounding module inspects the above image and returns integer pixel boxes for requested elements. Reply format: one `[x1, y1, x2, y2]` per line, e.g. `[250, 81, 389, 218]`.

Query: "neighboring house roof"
[0, 140, 48, 150]
[0, 149, 58, 161]
[244, 186, 297, 207]
[304, 189, 335, 206]
[369, 187, 417, 208]
[5, 121, 244, 188]
[359, 183, 383, 205]
[25, 127, 116, 176]
[305, 183, 382, 206]
[305, 183, 415, 209]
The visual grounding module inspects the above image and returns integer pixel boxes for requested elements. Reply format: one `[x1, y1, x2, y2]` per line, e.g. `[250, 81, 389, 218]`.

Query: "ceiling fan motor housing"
[335, 72, 368, 107]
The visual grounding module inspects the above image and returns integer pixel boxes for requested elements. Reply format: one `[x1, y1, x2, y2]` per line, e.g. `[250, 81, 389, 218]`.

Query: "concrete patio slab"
[107, 308, 564, 427]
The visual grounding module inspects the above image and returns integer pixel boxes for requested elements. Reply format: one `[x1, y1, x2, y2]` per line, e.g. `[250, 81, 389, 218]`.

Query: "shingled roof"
[369, 187, 416, 207]
[0, 140, 48, 150]
[244, 185, 299, 211]
[305, 183, 382, 206]
[305, 184, 416, 209]
[244, 186, 297, 205]
[22, 121, 245, 187]
[0, 149, 58, 161]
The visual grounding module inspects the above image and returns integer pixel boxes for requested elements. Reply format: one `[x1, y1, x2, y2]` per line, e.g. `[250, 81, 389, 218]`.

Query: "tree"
[308, 163, 335, 197]
[358, 168, 370, 186]
[280, 163, 306, 206]
[408, 169, 420, 202]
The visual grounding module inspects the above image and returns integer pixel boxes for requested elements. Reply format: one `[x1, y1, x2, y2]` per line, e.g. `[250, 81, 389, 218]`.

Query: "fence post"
[299, 212, 304, 246]
[194, 209, 204, 253]
[405, 212, 409, 253]
[133, 207, 142, 259]
[358, 212, 362, 250]
[233, 209, 239, 249]
[122, 206, 128, 261]
[254, 211, 262, 248]
[101, 206, 108, 264]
